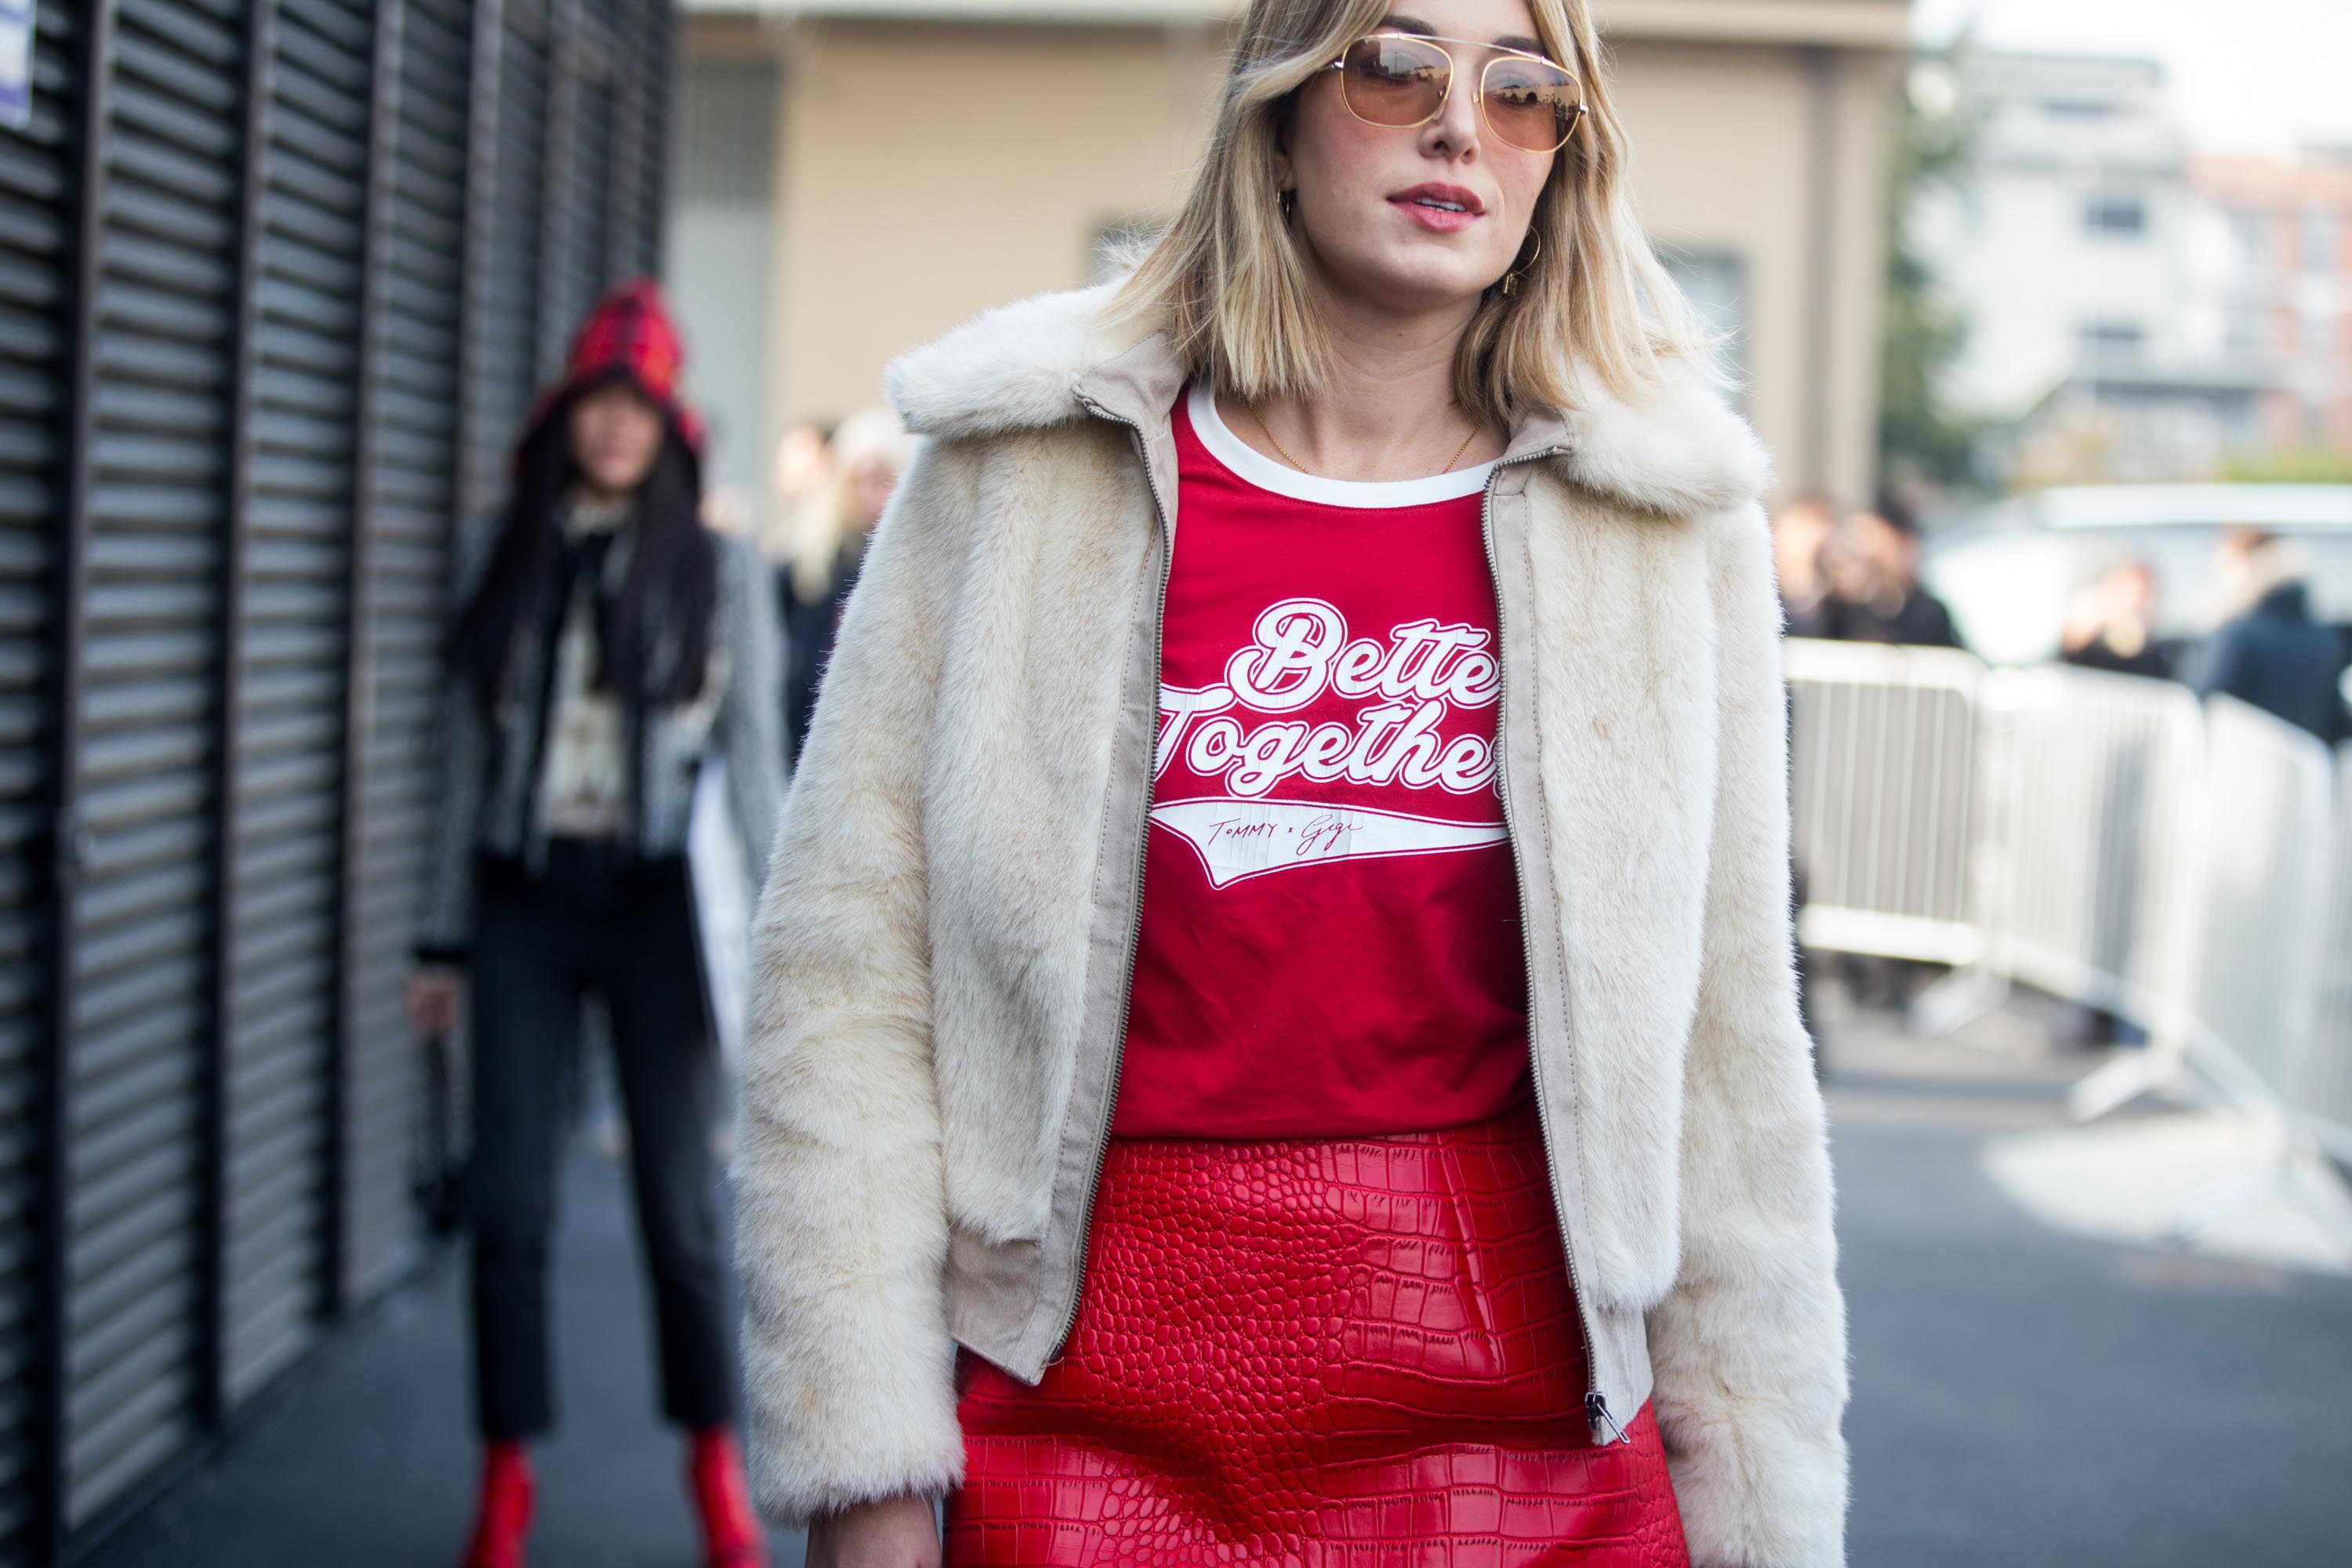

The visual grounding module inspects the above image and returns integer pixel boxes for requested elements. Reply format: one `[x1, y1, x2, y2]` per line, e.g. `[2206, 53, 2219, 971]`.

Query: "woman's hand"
[804, 1494, 942, 1568]
[406, 967, 466, 1037]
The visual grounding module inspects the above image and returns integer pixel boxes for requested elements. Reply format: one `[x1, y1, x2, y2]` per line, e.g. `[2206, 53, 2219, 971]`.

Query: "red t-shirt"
[1108, 383, 1532, 1139]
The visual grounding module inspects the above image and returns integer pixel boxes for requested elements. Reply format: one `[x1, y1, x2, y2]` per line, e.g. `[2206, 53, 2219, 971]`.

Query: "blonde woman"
[735, 2, 1849, 1565]
[777, 410, 913, 757]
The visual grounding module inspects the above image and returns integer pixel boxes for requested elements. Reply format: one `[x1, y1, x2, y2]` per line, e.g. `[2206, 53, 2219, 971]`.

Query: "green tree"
[2217, 445, 2352, 483]
[1878, 46, 1984, 491]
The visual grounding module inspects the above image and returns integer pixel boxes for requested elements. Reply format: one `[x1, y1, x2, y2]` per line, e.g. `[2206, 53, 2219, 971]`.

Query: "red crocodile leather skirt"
[946, 1098, 1690, 1566]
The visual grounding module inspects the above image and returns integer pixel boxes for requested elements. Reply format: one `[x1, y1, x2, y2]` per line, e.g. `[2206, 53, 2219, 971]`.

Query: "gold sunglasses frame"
[1325, 31, 1589, 154]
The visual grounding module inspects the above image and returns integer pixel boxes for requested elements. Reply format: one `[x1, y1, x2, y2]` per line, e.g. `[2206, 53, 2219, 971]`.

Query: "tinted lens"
[1340, 36, 1451, 128]
[1481, 56, 1580, 151]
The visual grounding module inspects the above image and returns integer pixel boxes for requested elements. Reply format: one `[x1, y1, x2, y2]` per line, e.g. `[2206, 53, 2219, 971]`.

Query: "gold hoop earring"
[1278, 189, 1296, 222]
[1501, 230, 1541, 298]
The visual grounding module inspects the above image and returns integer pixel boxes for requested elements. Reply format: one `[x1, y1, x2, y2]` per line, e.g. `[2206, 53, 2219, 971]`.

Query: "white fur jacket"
[735, 282, 1849, 1566]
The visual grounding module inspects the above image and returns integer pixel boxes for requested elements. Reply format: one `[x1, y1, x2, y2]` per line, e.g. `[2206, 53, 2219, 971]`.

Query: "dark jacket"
[2194, 579, 2350, 745]
[417, 521, 788, 963]
[2063, 633, 2172, 681]
[782, 543, 864, 761]
[1831, 586, 1963, 649]
[1780, 590, 1839, 642]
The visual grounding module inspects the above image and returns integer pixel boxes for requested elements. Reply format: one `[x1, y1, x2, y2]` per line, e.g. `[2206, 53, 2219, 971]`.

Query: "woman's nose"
[1425, 64, 1484, 157]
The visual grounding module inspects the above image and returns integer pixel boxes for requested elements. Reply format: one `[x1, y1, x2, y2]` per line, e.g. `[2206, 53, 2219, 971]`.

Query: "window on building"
[2230, 209, 2270, 268]
[2083, 193, 2147, 238]
[2223, 306, 2270, 361]
[1657, 246, 1750, 412]
[1953, 180, 1987, 238]
[2304, 308, 2334, 361]
[2305, 207, 2338, 274]
[2078, 320, 2147, 371]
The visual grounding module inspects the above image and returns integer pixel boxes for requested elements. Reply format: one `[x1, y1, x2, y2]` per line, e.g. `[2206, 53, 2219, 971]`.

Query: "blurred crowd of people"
[1769, 497, 2350, 748]
[1770, 492, 1962, 650]
[1768, 493, 2351, 1041]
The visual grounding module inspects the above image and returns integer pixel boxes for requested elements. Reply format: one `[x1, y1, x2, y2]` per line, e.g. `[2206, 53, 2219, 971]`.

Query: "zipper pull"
[1586, 1391, 1628, 1445]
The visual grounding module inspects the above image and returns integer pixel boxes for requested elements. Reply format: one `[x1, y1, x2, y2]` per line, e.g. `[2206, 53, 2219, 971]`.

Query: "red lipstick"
[1388, 183, 1486, 234]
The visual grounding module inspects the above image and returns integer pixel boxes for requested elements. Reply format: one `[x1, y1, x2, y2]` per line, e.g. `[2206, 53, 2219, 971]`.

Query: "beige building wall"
[681, 2, 1908, 510]
[764, 20, 1226, 426]
[1609, 35, 1904, 504]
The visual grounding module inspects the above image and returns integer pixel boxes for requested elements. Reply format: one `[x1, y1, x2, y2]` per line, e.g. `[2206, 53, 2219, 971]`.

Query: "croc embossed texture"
[949, 1101, 1691, 1566]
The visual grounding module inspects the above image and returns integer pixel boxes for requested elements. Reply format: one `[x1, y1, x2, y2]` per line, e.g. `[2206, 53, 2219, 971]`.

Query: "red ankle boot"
[688, 1428, 770, 1568]
[461, 1442, 535, 1568]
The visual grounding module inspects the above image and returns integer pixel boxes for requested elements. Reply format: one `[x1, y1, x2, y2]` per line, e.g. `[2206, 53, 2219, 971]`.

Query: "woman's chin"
[1338, 256, 1502, 318]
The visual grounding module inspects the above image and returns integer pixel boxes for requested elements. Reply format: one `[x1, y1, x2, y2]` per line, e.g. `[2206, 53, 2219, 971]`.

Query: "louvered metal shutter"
[565, 67, 615, 322]
[341, 0, 474, 1301]
[550, 5, 615, 340]
[639, 2, 673, 278]
[0, 2, 81, 1555]
[602, 0, 662, 282]
[463, 0, 550, 516]
[13, 0, 681, 1552]
[216, 0, 372, 1405]
[60, 0, 245, 1526]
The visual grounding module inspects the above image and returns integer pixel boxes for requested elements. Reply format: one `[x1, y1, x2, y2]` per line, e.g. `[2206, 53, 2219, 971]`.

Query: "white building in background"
[2191, 147, 2352, 456]
[1916, 49, 2273, 483]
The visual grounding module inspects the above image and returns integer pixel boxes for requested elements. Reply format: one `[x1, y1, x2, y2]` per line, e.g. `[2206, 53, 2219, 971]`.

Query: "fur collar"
[885, 280, 1771, 517]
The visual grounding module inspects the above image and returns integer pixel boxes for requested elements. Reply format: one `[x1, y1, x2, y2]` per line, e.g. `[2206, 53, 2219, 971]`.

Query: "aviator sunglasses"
[1327, 31, 1588, 154]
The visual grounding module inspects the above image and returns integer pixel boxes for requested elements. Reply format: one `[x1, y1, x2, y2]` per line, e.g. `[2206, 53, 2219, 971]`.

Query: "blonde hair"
[1109, 0, 1719, 426]
[785, 408, 915, 602]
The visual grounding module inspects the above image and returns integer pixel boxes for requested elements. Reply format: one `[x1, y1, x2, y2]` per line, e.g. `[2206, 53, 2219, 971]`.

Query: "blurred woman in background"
[771, 420, 837, 530]
[408, 280, 785, 1568]
[777, 408, 913, 757]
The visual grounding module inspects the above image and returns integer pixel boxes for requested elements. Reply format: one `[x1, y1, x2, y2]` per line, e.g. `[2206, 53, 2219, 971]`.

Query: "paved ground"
[82, 1124, 789, 1568]
[1822, 989, 2352, 1566]
[83, 989, 2352, 1567]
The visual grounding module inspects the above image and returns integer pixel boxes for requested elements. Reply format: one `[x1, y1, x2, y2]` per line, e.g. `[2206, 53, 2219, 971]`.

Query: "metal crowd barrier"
[1785, 639, 1984, 965]
[2302, 750, 2352, 1163]
[2176, 698, 2336, 1122]
[1784, 638, 2352, 1169]
[1977, 666, 2208, 1116]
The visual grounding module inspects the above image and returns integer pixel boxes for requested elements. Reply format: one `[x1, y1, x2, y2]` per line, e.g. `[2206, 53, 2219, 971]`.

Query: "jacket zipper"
[1045, 396, 1176, 1366]
[1480, 450, 1629, 1448]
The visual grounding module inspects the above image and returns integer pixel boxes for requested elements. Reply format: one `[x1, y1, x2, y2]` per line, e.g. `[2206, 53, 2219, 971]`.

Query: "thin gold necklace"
[1245, 401, 1482, 479]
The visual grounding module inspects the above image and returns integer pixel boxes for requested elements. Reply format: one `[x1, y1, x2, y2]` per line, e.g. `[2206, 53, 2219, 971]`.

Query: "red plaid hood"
[519, 278, 707, 463]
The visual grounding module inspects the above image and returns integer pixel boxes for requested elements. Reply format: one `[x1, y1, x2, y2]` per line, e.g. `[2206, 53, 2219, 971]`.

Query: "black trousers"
[466, 841, 737, 1441]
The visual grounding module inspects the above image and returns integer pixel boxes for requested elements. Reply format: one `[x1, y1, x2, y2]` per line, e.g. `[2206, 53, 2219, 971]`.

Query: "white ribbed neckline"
[1187, 380, 1496, 509]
